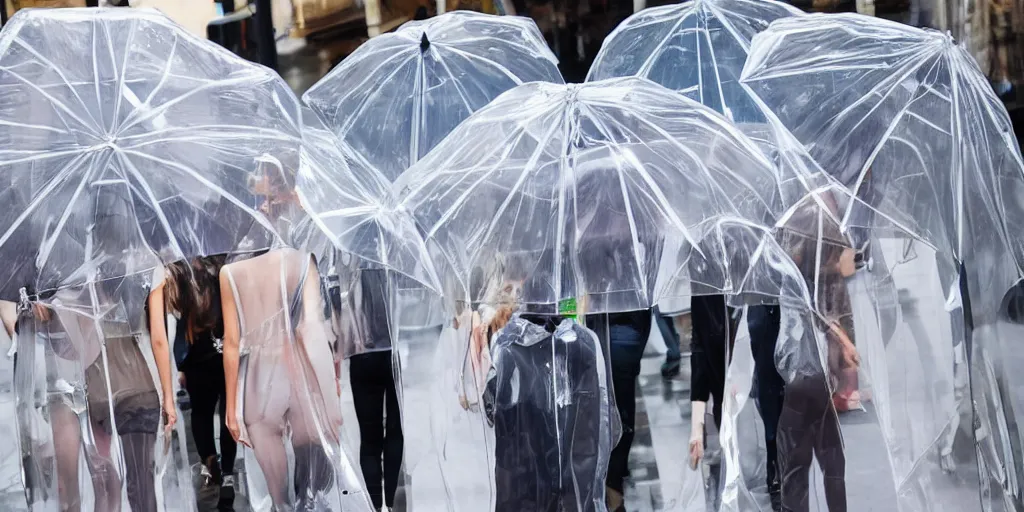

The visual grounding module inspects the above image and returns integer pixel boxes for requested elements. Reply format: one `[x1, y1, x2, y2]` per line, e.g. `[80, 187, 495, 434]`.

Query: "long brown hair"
[164, 255, 226, 344]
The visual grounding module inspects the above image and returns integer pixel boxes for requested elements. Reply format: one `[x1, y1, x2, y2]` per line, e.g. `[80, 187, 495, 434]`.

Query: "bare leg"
[83, 418, 122, 512]
[245, 421, 290, 507]
[49, 403, 82, 512]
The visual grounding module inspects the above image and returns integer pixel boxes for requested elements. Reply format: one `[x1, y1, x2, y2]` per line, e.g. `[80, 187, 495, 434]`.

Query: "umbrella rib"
[108, 19, 137, 135]
[0, 147, 86, 166]
[840, 56, 942, 231]
[13, 37, 101, 130]
[0, 65, 96, 135]
[439, 36, 551, 64]
[471, 120, 564, 271]
[443, 46, 523, 85]
[404, 127, 530, 228]
[36, 154, 99, 273]
[305, 44, 411, 102]
[409, 51, 426, 168]
[0, 118, 68, 134]
[120, 148, 279, 237]
[332, 53, 419, 136]
[433, 49, 477, 115]
[616, 147, 705, 258]
[115, 148, 186, 261]
[612, 148, 649, 301]
[91, 23, 106, 133]
[635, 10, 694, 78]
[140, 33, 179, 109]
[118, 72, 265, 135]
[420, 126, 533, 239]
[609, 106, 759, 224]
[699, 15, 731, 118]
[0, 151, 91, 255]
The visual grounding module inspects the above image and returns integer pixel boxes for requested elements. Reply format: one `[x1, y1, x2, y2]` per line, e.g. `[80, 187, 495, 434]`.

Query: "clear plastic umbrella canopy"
[393, 77, 819, 511]
[0, 7, 302, 301]
[588, 0, 800, 121]
[743, 13, 1024, 510]
[587, 0, 827, 212]
[396, 77, 789, 314]
[302, 10, 564, 182]
[295, 110, 441, 295]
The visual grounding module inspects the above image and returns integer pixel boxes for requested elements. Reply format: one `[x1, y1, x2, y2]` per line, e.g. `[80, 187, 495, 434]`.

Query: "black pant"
[777, 374, 846, 512]
[748, 305, 786, 488]
[690, 295, 739, 430]
[607, 341, 646, 494]
[350, 350, 403, 509]
[184, 355, 236, 475]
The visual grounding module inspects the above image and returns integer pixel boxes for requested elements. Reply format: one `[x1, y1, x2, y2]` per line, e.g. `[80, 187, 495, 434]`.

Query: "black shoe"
[769, 479, 782, 512]
[218, 475, 235, 511]
[204, 455, 222, 486]
[660, 357, 681, 378]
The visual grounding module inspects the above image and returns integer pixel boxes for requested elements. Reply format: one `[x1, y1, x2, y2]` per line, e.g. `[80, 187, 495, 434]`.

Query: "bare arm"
[0, 300, 16, 339]
[148, 285, 177, 427]
[220, 268, 245, 444]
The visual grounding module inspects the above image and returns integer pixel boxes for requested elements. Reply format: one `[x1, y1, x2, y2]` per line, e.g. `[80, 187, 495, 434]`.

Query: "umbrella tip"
[420, 32, 430, 51]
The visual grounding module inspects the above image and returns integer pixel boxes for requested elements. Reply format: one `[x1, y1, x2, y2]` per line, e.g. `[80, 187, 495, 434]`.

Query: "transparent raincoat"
[0, 7, 368, 512]
[292, 110, 448, 512]
[302, 10, 564, 182]
[392, 77, 834, 511]
[742, 13, 1024, 511]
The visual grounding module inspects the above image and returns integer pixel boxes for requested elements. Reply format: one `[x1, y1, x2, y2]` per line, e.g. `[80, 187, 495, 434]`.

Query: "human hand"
[842, 344, 860, 369]
[226, 413, 249, 447]
[689, 437, 704, 470]
[32, 303, 51, 323]
[162, 396, 177, 431]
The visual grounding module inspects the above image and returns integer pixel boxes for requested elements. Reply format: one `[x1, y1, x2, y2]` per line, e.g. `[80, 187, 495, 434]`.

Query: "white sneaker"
[222, 475, 235, 488]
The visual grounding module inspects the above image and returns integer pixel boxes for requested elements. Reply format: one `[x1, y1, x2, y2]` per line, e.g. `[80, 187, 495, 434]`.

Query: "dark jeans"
[607, 341, 647, 494]
[748, 305, 785, 488]
[350, 350, 403, 509]
[184, 356, 236, 475]
[654, 306, 681, 362]
[777, 375, 846, 512]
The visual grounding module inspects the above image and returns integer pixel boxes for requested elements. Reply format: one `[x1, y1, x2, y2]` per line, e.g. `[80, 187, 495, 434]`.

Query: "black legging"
[690, 295, 739, 430]
[749, 305, 786, 489]
[777, 374, 846, 512]
[349, 350, 403, 509]
[184, 355, 236, 476]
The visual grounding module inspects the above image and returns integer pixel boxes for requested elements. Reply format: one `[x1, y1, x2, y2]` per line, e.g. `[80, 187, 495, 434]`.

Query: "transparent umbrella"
[302, 10, 564, 182]
[390, 77, 811, 511]
[588, 0, 837, 217]
[0, 7, 303, 301]
[396, 77, 789, 313]
[0, 7, 318, 512]
[743, 13, 1024, 511]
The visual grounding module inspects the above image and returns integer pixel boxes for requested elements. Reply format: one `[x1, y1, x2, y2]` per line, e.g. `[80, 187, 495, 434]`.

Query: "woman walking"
[149, 256, 237, 509]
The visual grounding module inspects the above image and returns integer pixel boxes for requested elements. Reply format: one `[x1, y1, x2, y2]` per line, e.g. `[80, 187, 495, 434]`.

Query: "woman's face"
[249, 157, 297, 221]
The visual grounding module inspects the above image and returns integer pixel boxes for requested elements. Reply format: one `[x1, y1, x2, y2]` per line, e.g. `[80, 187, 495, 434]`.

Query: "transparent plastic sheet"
[0, 7, 306, 301]
[743, 14, 1024, 508]
[395, 78, 788, 314]
[0, 302, 26, 510]
[12, 275, 197, 512]
[302, 10, 565, 182]
[220, 248, 370, 511]
[390, 291, 496, 511]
